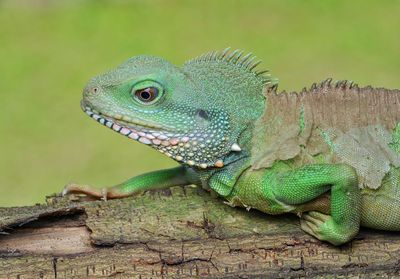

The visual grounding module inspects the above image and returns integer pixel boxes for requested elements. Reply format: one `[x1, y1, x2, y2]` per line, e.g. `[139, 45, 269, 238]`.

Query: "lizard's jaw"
[82, 104, 183, 147]
[82, 104, 228, 170]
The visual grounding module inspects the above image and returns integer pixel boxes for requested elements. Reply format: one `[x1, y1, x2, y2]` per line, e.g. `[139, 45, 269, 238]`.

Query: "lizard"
[64, 48, 400, 245]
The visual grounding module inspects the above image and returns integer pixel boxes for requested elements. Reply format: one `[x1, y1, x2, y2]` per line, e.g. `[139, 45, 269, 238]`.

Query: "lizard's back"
[250, 79, 400, 230]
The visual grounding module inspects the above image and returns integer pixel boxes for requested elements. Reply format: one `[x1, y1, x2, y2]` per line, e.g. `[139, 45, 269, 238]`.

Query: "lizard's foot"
[300, 211, 358, 246]
[63, 183, 133, 200]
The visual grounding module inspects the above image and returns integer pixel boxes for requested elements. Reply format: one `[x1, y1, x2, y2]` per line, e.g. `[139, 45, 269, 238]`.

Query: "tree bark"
[0, 186, 400, 278]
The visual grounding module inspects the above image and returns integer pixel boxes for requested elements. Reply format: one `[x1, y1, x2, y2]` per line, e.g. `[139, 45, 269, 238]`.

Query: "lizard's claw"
[63, 183, 132, 200]
[300, 211, 358, 246]
[63, 183, 104, 199]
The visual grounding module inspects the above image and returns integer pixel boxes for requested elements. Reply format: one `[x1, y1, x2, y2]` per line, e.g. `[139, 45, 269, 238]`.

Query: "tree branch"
[1, 186, 400, 278]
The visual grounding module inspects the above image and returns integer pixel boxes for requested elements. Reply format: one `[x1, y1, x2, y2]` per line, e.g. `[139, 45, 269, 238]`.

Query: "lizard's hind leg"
[270, 164, 361, 245]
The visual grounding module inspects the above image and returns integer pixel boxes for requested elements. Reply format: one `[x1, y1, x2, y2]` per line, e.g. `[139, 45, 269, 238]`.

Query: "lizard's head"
[82, 48, 277, 169]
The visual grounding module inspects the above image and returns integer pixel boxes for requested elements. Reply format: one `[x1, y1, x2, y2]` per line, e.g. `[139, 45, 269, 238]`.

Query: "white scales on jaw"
[84, 106, 242, 169]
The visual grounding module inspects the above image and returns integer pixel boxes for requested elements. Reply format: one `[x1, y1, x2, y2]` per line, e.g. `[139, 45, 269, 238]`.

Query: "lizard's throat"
[83, 106, 229, 169]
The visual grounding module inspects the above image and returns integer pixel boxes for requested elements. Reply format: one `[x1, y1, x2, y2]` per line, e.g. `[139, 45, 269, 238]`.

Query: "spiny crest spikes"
[185, 48, 276, 85]
[308, 79, 359, 93]
[277, 79, 360, 96]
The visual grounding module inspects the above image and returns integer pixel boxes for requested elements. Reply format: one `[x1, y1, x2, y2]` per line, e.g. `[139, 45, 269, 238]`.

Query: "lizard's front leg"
[271, 164, 361, 245]
[64, 166, 199, 200]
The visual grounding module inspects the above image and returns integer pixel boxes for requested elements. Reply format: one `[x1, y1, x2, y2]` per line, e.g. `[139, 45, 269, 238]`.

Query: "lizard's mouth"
[81, 101, 226, 169]
[81, 101, 180, 146]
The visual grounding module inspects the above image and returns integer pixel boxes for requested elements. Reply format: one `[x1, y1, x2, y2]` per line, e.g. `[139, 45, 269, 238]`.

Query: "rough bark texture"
[1, 186, 400, 278]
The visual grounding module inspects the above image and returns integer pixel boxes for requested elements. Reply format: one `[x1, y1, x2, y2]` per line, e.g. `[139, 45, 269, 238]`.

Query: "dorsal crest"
[184, 48, 277, 86]
[265, 78, 400, 130]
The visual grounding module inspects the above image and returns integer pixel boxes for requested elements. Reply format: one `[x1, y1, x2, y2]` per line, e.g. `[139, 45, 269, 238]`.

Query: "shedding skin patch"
[322, 125, 400, 189]
[252, 79, 400, 170]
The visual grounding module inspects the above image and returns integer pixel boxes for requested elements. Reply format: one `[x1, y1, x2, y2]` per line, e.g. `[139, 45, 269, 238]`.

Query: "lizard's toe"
[300, 211, 358, 246]
[63, 183, 104, 199]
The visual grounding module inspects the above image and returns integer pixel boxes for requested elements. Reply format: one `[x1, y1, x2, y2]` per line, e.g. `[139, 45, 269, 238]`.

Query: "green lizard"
[64, 48, 400, 245]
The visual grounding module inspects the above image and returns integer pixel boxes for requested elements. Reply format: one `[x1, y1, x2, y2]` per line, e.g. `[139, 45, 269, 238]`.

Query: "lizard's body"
[66, 49, 400, 245]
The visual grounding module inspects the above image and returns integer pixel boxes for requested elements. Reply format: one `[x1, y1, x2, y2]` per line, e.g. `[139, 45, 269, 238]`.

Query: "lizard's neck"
[190, 122, 256, 185]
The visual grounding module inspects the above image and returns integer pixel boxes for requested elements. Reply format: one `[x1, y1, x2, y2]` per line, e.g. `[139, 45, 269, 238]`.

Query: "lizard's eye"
[135, 87, 159, 103]
[131, 81, 164, 105]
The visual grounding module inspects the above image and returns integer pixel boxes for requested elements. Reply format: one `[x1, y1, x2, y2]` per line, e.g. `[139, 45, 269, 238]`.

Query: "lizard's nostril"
[84, 85, 100, 96]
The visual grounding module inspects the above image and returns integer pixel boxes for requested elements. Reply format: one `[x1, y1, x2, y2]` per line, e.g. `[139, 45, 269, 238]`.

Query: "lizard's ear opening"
[131, 80, 165, 106]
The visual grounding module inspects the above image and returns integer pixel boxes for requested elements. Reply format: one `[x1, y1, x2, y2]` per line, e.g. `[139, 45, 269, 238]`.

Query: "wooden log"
[1, 186, 400, 278]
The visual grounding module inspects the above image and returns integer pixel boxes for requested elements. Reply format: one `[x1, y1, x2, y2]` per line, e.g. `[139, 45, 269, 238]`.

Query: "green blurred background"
[0, 0, 399, 206]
